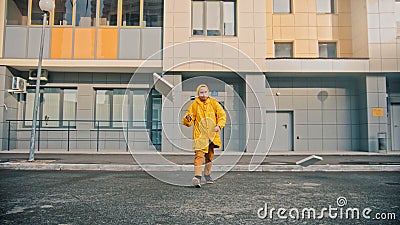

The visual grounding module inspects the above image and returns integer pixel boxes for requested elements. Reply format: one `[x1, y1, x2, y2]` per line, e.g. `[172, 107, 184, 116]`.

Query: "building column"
[75, 84, 95, 149]
[245, 73, 267, 153]
[161, 74, 182, 152]
[0, 67, 6, 150]
[0, 67, 19, 150]
[360, 75, 388, 152]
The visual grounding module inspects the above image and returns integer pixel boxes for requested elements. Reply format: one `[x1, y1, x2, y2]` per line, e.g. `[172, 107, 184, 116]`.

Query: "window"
[30, 0, 46, 25]
[122, 0, 140, 26]
[274, 42, 293, 58]
[7, 0, 163, 27]
[319, 42, 337, 58]
[273, 0, 291, 13]
[99, 0, 118, 26]
[144, 0, 164, 27]
[96, 90, 111, 126]
[75, 0, 97, 26]
[95, 89, 147, 128]
[317, 0, 334, 14]
[54, 0, 73, 25]
[192, 0, 236, 36]
[24, 88, 77, 127]
[6, 0, 28, 25]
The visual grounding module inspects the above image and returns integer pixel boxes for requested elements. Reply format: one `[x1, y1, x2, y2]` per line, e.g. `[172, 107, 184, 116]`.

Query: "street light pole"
[28, 0, 54, 162]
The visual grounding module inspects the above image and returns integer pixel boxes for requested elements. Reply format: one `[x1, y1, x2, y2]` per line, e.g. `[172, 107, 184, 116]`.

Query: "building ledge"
[265, 58, 370, 73]
[0, 59, 163, 73]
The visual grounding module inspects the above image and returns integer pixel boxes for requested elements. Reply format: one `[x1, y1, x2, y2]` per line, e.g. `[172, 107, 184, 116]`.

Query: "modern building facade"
[0, 0, 399, 153]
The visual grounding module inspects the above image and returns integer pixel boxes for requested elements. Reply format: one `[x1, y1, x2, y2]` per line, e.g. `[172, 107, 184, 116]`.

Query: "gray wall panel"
[27, 27, 51, 59]
[141, 28, 162, 59]
[4, 27, 27, 58]
[119, 29, 140, 59]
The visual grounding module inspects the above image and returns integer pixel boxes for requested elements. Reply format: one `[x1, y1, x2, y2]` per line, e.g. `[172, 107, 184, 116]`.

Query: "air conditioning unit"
[29, 69, 48, 81]
[12, 77, 27, 93]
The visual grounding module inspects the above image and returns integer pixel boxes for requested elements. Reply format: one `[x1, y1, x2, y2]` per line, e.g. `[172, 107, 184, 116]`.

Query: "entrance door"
[270, 111, 293, 151]
[392, 103, 400, 150]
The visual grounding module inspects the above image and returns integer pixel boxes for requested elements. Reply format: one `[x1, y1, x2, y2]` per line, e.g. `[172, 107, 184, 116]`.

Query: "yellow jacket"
[182, 97, 226, 152]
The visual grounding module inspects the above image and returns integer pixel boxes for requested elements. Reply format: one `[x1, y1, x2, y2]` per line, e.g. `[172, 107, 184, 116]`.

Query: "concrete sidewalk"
[1, 150, 400, 172]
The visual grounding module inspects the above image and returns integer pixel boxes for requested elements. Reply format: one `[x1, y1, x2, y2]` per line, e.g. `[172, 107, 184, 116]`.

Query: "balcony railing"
[1, 120, 161, 152]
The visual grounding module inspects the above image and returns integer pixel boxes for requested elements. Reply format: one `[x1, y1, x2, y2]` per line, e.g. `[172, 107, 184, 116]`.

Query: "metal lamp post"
[28, 0, 55, 162]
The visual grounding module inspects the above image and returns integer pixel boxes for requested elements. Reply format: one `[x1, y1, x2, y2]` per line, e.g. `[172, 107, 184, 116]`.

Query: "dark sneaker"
[192, 177, 201, 188]
[205, 175, 214, 184]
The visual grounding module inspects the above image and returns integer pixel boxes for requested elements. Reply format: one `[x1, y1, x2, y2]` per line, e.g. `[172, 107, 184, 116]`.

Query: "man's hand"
[186, 114, 193, 122]
[214, 126, 221, 132]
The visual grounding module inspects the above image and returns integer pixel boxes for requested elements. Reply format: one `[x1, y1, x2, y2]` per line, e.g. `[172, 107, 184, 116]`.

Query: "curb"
[1, 163, 400, 172]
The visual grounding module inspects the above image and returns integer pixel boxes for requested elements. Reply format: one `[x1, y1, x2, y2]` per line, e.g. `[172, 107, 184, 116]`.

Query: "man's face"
[198, 86, 209, 101]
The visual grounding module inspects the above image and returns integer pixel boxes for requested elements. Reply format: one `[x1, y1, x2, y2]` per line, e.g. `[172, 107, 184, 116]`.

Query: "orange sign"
[372, 108, 384, 117]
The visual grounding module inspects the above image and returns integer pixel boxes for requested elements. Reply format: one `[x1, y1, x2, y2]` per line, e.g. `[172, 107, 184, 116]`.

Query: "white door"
[392, 104, 400, 150]
[270, 112, 293, 151]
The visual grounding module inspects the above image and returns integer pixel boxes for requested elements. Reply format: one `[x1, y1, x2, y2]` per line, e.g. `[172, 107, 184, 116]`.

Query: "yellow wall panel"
[294, 0, 309, 13]
[317, 15, 332, 27]
[308, 27, 317, 39]
[281, 15, 294, 26]
[338, 0, 351, 13]
[308, 40, 318, 56]
[295, 13, 309, 26]
[308, 13, 317, 26]
[97, 28, 118, 59]
[295, 40, 309, 54]
[294, 27, 309, 39]
[273, 27, 281, 39]
[281, 27, 295, 39]
[51, 28, 73, 59]
[340, 40, 353, 55]
[74, 28, 95, 59]
[266, 0, 361, 58]
[317, 27, 333, 40]
[272, 15, 280, 26]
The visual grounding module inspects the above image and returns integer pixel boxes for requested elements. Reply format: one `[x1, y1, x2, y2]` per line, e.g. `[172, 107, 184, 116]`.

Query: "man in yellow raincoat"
[182, 84, 226, 188]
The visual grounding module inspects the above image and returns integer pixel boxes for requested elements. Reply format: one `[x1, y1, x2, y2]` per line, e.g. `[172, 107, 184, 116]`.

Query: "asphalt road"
[0, 171, 399, 224]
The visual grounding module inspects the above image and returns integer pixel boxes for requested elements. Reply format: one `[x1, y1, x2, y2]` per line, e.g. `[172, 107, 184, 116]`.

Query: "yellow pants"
[194, 142, 215, 177]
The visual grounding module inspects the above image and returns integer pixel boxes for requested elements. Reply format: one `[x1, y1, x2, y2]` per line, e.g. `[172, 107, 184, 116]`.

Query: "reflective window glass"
[100, 0, 118, 26]
[275, 43, 293, 58]
[75, 0, 97, 26]
[122, 0, 140, 26]
[6, 0, 28, 25]
[144, 0, 163, 27]
[54, 0, 73, 25]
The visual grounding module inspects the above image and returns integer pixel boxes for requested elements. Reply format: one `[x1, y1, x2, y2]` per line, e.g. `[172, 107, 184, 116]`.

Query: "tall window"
[100, 0, 118, 26]
[192, 0, 236, 36]
[273, 0, 291, 13]
[6, 0, 28, 25]
[75, 0, 97, 26]
[95, 89, 147, 128]
[144, 0, 164, 27]
[7, 0, 163, 27]
[316, 0, 334, 14]
[54, 0, 73, 25]
[30, 0, 45, 25]
[24, 88, 77, 127]
[319, 42, 337, 58]
[275, 42, 293, 58]
[95, 90, 111, 126]
[122, 0, 140, 26]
